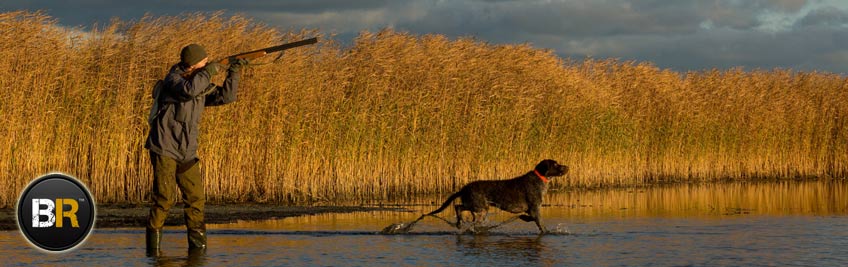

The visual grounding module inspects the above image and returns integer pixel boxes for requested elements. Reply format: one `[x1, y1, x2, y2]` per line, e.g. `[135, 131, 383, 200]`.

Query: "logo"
[17, 173, 95, 252]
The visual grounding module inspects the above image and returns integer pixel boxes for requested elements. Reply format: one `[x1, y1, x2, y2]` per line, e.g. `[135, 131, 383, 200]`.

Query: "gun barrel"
[263, 37, 318, 53]
[231, 37, 318, 59]
[210, 37, 318, 68]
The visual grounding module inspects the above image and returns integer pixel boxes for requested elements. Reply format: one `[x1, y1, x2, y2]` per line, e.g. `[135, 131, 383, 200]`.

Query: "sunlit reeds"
[0, 11, 846, 207]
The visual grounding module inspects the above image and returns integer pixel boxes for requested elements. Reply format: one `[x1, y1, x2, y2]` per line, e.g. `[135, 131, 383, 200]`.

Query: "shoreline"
[0, 204, 411, 231]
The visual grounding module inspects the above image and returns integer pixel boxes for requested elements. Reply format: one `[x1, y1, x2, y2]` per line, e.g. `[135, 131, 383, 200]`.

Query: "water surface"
[3, 180, 846, 266]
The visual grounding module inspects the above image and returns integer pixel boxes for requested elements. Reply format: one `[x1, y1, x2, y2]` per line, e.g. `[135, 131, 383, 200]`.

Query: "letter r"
[56, 199, 80, 228]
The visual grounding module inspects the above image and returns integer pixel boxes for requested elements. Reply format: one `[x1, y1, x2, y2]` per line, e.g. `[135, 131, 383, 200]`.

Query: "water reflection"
[544, 180, 848, 218]
[148, 249, 206, 267]
[456, 235, 546, 261]
[215, 180, 848, 231]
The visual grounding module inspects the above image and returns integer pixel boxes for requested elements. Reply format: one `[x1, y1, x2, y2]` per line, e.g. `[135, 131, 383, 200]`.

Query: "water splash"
[381, 221, 418, 234]
[545, 223, 571, 235]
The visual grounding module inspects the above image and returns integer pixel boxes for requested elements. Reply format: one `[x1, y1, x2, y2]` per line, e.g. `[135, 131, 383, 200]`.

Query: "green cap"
[180, 44, 207, 66]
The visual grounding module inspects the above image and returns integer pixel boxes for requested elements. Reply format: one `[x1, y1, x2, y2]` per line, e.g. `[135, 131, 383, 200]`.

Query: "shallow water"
[3, 180, 847, 266]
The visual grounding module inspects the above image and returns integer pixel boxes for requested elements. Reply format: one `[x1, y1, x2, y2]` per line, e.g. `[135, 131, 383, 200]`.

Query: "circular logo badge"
[17, 173, 95, 252]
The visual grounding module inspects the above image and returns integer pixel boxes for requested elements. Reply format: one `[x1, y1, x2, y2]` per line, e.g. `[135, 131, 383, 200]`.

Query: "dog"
[422, 159, 568, 233]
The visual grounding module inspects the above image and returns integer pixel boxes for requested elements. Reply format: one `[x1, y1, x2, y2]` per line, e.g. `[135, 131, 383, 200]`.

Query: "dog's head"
[535, 159, 568, 178]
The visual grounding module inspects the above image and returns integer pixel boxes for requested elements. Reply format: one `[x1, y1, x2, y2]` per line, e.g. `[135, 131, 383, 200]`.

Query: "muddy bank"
[0, 204, 410, 231]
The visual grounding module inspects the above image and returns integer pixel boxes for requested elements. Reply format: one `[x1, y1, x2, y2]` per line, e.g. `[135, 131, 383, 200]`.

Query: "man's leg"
[176, 159, 206, 250]
[147, 152, 178, 255]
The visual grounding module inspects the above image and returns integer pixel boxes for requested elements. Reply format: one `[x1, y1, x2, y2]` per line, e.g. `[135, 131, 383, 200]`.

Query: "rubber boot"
[187, 246, 208, 266]
[145, 228, 162, 257]
[187, 229, 207, 250]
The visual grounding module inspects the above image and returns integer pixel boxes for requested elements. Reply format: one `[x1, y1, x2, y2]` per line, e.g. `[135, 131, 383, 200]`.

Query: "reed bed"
[0, 11, 846, 207]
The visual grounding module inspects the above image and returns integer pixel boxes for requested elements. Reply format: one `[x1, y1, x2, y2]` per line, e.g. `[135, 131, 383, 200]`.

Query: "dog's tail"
[426, 191, 461, 216]
[399, 191, 462, 232]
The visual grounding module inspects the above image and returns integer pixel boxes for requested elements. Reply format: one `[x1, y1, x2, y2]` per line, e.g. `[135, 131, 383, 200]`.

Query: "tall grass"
[1, 11, 846, 207]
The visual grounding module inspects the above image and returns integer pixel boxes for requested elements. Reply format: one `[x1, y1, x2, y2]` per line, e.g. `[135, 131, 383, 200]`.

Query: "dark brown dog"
[424, 159, 568, 233]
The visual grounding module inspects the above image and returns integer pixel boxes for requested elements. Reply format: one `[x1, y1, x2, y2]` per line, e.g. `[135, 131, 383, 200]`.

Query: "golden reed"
[1, 11, 846, 207]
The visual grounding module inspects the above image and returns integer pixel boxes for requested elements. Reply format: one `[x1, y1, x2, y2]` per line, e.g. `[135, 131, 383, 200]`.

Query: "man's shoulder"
[168, 63, 186, 73]
[163, 64, 186, 82]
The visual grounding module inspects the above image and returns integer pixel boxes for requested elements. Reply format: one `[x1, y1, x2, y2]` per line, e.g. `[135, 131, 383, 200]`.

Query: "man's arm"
[166, 66, 218, 101]
[204, 67, 240, 106]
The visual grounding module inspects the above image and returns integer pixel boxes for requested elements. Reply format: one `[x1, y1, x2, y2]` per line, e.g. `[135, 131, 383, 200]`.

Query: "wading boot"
[145, 228, 162, 257]
[187, 229, 207, 251]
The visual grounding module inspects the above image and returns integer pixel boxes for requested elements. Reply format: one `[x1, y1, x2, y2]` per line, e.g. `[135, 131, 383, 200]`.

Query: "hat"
[180, 44, 207, 66]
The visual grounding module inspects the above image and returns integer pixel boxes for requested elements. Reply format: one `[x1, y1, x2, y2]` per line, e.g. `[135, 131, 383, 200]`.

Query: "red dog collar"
[534, 170, 549, 183]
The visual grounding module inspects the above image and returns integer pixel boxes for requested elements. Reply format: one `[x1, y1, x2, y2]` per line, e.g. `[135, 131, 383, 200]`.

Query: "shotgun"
[155, 37, 318, 125]
[183, 37, 318, 78]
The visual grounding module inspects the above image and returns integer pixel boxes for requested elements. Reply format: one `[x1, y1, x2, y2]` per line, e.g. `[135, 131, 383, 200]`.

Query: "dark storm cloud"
[604, 28, 835, 70]
[0, 0, 394, 27]
[389, 0, 847, 73]
[797, 6, 848, 28]
[1, 0, 846, 73]
[396, 1, 703, 39]
[1, 0, 391, 13]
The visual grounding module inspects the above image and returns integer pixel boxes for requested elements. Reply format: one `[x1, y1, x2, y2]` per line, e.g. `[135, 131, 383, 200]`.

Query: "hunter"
[144, 43, 247, 253]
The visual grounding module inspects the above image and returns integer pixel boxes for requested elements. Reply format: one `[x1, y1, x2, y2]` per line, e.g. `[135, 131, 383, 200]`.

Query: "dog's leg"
[454, 204, 464, 229]
[527, 206, 547, 233]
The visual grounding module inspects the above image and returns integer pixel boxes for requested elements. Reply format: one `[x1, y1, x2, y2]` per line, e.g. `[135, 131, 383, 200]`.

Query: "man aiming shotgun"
[144, 37, 317, 255]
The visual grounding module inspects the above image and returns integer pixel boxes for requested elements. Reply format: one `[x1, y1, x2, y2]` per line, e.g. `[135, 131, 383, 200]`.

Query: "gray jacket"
[145, 63, 239, 163]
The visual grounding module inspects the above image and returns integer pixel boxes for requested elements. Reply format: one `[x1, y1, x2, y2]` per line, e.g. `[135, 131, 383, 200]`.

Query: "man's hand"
[228, 58, 249, 73]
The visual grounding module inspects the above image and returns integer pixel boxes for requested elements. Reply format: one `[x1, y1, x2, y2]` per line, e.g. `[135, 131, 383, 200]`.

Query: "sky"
[3, 0, 848, 74]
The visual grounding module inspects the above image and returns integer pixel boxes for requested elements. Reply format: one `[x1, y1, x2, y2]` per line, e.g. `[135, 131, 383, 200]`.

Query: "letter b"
[32, 199, 55, 228]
